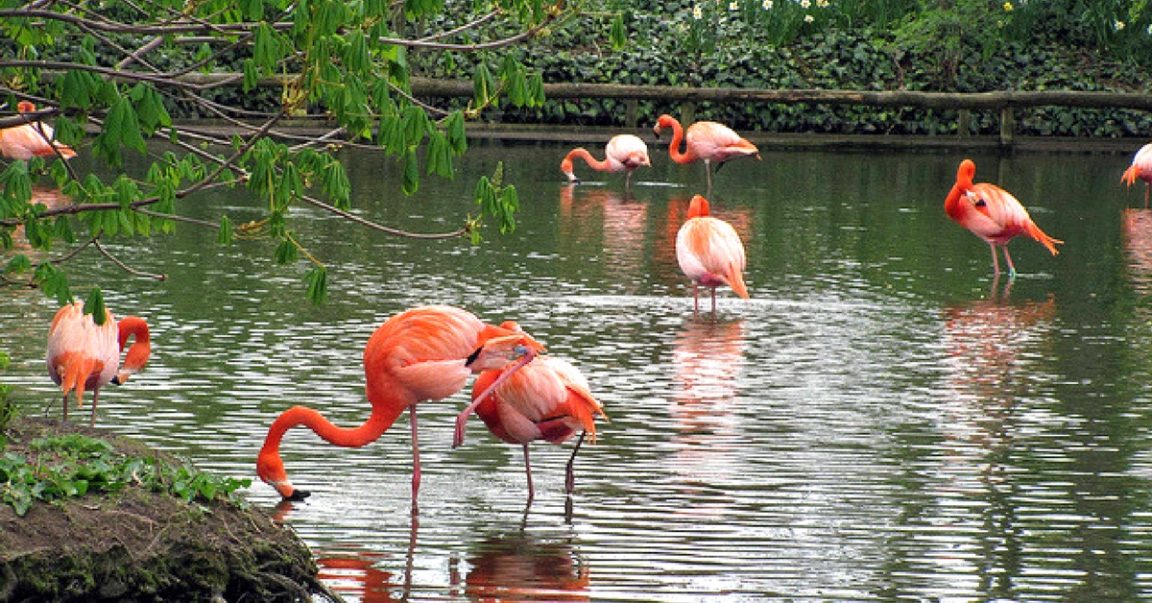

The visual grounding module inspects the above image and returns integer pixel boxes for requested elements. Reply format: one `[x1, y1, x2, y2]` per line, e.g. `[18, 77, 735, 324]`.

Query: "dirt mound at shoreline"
[0, 417, 323, 602]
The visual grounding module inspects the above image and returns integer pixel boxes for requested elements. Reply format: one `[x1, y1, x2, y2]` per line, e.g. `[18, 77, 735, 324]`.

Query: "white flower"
[1115, 20, 1126, 31]
[799, 0, 810, 8]
[693, 4, 703, 19]
[816, 0, 829, 7]
[1147, 23, 1152, 35]
[804, 13, 814, 22]
[762, 0, 773, 7]
[729, 0, 739, 9]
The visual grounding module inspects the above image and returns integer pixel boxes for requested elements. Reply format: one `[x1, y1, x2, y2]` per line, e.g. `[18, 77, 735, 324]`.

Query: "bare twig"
[93, 239, 167, 281]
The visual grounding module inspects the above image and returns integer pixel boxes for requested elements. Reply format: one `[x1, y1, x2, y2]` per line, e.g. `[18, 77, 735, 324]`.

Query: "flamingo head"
[257, 449, 310, 500]
[957, 158, 976, 187]
[112, 316, 151, 385]
[466, 322, 545, 372]
[559, 156, 579, 183]
[653, 114, 678, 139]
[687, 194, 711, 219]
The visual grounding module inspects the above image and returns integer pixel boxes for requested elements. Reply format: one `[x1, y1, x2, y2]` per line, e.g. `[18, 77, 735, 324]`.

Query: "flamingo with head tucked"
[944, 158, 1062, 277]
[676, 194, 750, 313]
[255, 305, 545, 507]
[456, 349, 606, 503]
[46, 301, 151, 426]
[1, 101, 77, 161]
[653, 114, 759, 193]
[1122, 143, 1152, 208]
[560, 134, 651, 192]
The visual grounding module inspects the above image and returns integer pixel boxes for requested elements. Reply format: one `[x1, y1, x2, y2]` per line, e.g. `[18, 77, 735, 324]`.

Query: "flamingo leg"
[711, 287, 717, 313]
[409, 406, 421, 510]
[704, 160, 714, 195]
[565, 432, 586, 495]
[692, 284, 700, 314]
[60, 394, 69, 422]
[1002, 246, 1017, 278]
[90, 390, 99, 427]
[522, 443, 534, 504]
[989, 243, 1001, 277]
[624, 170, 633, 193]
[1145, 183, 1149, 209]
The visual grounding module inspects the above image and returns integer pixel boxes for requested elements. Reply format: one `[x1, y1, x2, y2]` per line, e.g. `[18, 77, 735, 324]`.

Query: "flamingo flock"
[16, 98, 1149, 512]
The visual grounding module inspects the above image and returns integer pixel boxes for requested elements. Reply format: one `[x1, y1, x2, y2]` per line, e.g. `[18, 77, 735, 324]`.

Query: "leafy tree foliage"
[0, 0, 569, 305]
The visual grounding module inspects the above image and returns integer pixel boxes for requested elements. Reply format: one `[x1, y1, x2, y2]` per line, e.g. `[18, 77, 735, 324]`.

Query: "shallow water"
[3, 140, 1152, 602]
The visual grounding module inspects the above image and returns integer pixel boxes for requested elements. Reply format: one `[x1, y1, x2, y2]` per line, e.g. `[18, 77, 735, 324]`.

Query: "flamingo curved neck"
[565, 148, 611, 172]
[664, 120, 696, 165]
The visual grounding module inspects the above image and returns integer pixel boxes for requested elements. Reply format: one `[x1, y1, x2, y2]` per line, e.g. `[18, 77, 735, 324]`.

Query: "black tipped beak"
[111, 376, 122, 385]
[464, 346, 482, 368]
[285, 489, 311, 502]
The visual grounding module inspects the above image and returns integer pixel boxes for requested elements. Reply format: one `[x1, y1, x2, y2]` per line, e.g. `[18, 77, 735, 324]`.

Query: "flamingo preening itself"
[675, 194, 750, 313]
[46, 301, 152, 426]
[1122, 143, 1152, 208]
[652, 114, 759, 193]
[944, 158, 1062, 277]
[255, 305, 545, 505]
[560, 134, 651, 191]
[456, 352, 607, 502]
[0, 101, 77, 161]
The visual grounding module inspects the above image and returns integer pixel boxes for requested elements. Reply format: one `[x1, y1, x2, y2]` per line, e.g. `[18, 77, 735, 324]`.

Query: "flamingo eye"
[513, 344, 527, 356]
[974, 198, 987, 207]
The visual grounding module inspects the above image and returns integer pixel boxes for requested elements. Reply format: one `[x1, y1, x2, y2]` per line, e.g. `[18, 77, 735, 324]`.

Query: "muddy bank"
[0, 417, 324, 602]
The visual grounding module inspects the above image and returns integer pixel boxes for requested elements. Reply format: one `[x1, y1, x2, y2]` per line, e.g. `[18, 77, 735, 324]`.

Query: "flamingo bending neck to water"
[46, 301, 151, 426]
[560, 134, 650, 191]
[944, 158, 1062, 277]
[653, 114, 759, 193]
[255, 305, 544, 506]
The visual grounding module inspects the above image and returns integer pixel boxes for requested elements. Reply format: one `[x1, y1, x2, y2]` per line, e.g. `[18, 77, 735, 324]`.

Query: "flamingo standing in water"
[1122, 143, 1152, 208]
[1, 101, 77, 160]
[256, 305, 545, 505]
[675, 194, 750, 313]
[652, 114, 759, 193]
[46, 301, 152, 426]
[455, 350, 607, 502]
[944, 158, 1062, 277]
[560, 134, 651, 192]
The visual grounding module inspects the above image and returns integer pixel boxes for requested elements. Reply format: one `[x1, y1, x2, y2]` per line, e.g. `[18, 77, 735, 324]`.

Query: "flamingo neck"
[118, 316, 151, 371]
[665, 120, 696, 165]
[563, 148, 611, 173]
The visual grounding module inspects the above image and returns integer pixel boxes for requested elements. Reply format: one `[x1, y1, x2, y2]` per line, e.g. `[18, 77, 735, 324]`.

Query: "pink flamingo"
[675, 194, 750, 313]
[560, 134, 651, 191]
[1122, 143, 1152, 208]
[1, 101, 77, 160]
[46, 301, 152, 426]
[256, 305, 545, 504]
[653, 114, 759, 192]
[456, 351, 606, 502]
[944, 158, 1062, 277]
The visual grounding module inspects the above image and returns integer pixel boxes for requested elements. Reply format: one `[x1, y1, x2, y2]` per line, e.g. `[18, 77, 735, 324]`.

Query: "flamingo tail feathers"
[1123, 165, 1141, 187]
[726, 269, 751, 299]
[1026, 222, 1063, 256]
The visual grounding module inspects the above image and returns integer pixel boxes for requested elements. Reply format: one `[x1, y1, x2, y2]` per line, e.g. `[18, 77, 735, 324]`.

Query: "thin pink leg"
[710, 287, 717, 313]
[565, 432, 586, 495]
[989, 243, 1000, 276]
[692, 284, 700, 314]
[90, 390, 99, 427]
[409, 406, 421, 511]
[522, 443, 534, 504]
[1002, 246, 1017, 277]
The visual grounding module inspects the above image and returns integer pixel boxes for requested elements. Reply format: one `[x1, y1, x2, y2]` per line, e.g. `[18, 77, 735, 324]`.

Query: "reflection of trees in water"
[452, 531, 590, 602]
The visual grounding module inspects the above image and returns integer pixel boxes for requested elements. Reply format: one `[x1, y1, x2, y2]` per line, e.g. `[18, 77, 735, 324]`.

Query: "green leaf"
[611, 14, 628, 50]
[85, 288, 107, 325]
[445, 110, 468, 156]
[424, 131, 453, 178]
[274, 239, 298, 264]
[34, 263, 72, 305]
[305, 266, 327, 304]
[402, 149, 419, 195]
[217, 215, 234, 246]
[473, 62, 495, 107]
[5, 254, 31, 274]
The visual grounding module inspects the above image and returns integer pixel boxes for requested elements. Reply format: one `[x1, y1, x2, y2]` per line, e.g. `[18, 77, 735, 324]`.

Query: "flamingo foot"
[284, 488, 311, 502]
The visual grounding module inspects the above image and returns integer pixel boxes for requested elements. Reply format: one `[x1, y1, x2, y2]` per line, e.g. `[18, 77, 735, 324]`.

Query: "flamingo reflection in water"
[667, 317, 747, 511]
[1123, 208, 1152, 295]
[558, 185, 649, 293]
[451, 531, 590, 602]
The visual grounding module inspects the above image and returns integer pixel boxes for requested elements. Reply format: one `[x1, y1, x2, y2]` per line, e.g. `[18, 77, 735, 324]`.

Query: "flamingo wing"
[364, 305, 485, 403]
[46, 302, 119, 402]
[685, 121, 758, 163]
[676, 217, 749, 296]
[606, 134, 650, 170]
[473, 357, 605, 445]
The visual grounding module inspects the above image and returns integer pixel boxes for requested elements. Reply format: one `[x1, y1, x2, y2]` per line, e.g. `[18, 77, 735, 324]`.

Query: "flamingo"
[652, 114, 759, 193]
[1122, 143, 1152, 208]
[46, 301, 152, 426]
[560, 134, 651, 191]
[1, 101, 77, 161]
[255, 305, 545, 504]
[944, 158, 1062, 277]
[455, 351, 607, 502]
[675, 194, 750, 313]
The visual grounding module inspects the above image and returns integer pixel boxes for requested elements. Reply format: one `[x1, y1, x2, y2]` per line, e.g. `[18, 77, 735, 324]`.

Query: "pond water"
[3, 138, 1152, 602]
